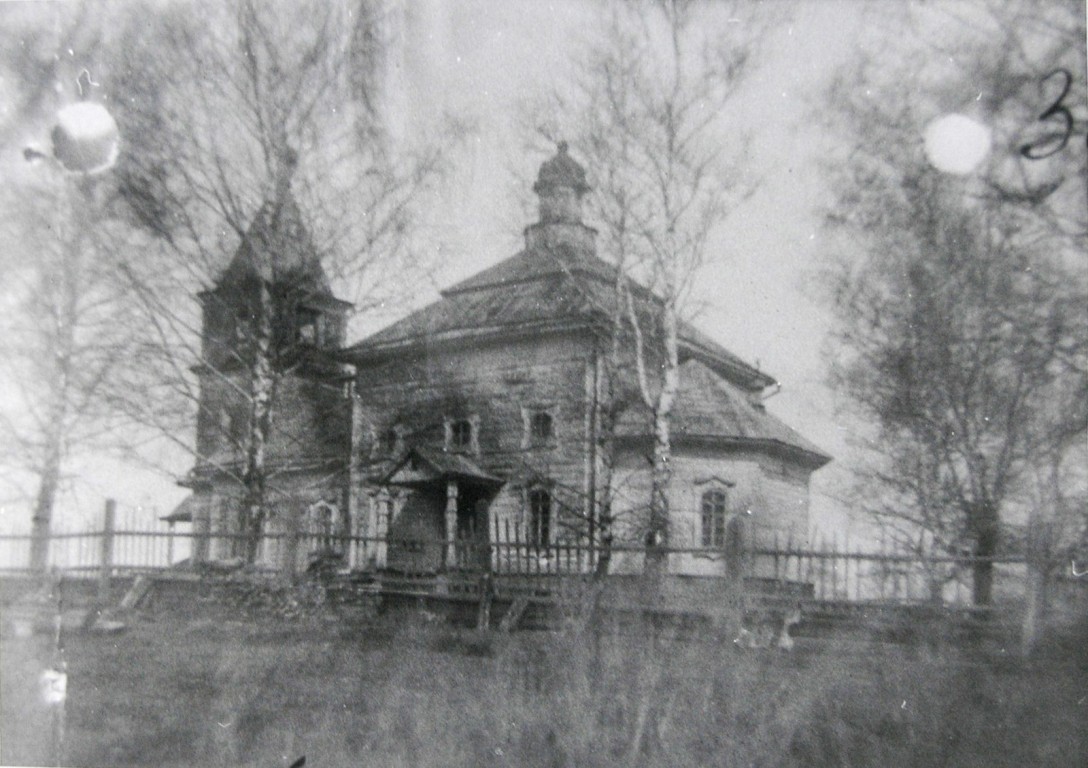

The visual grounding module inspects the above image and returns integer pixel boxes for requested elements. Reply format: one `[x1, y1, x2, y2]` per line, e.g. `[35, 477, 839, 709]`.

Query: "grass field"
[2, 604, 1086, 767]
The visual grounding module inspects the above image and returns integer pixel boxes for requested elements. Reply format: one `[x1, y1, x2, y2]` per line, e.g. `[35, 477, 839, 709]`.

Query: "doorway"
[455, 486, 492, 571]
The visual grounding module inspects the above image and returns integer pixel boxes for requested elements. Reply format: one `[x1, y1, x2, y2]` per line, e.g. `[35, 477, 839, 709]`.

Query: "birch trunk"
[645, 307, 679, 584]
[241, 277, 274, 564]
[30, 433, 63, 573]
[30, 180, 85, 574]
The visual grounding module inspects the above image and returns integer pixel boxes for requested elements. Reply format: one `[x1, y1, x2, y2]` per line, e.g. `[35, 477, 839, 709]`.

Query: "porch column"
[445, 480, 458, 569]
[375, 492, 389, 570]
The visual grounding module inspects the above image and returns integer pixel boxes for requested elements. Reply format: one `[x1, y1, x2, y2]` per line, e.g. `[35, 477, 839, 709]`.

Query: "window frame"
[445, 415, 479, 453]
[306, 500, 343, 554]
[449, 419, 473, 450]
[700, 488, 728, 548]
[522, 406, 556, 449]
[527, 487, 552, 548]
[529, 410, 554, 444]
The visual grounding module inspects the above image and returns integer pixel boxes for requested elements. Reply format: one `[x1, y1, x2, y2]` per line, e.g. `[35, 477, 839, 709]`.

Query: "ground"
[2, 604, 1086, 767]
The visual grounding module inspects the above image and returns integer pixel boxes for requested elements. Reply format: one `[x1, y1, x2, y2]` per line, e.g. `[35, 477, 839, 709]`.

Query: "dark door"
[455, 489, 492, 571]
[387, 489, 445, 573]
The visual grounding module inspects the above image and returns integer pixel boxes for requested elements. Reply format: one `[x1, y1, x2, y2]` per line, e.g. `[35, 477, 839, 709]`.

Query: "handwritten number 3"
[1021, 69, 1075, 160]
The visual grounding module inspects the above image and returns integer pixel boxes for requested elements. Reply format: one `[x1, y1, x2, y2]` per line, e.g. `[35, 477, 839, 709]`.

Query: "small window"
[529, 411, 554, 444]
[323, 314, 341, 345]
[380, 427, 399, 455]
[297, 308, 320, 345]
[701, 489, 727, 548]
[528, 489, 551, 547]
[449, 419, 473, 451]
[306, 501, 342, 554]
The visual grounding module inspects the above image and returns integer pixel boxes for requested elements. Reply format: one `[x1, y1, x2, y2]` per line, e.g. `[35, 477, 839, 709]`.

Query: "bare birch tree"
[0, 172, 137, 569]
[0, 5, 139, 568]
[822, 0, 1087, 606]
[527, 0, 775, 582]
[94, 0, 461, 562]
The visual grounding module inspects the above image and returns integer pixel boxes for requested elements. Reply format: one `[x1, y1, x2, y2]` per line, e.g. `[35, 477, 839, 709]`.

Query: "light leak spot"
[52, 101, 120, 174]
[923, 113, 992, 175]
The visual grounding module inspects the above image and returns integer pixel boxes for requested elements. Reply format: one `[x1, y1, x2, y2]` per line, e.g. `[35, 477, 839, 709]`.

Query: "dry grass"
[2, 607, 1085, 767]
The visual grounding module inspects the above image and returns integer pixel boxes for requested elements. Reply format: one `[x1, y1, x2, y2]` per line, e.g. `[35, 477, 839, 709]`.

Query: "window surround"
[369, 424, 402, 459]
[444, 415, 479, 454]
[521, 406, 556, 449]
[527, 487, 552, 548]
[700, 488, 728, 548]
[306, 500, 343, 555]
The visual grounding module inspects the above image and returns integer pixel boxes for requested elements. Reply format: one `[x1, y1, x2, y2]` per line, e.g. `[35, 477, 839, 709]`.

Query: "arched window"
[307, 501, 343, 554]
[528, 489, 551, 547]
[700, 489, 727, 547]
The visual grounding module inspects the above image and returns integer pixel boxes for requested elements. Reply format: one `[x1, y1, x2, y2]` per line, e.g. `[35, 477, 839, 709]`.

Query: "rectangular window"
[450, 419, 472, 450]
[297, 308, 320, 345]
[530, 410, 553, 444]
[529, 489, 551, 547]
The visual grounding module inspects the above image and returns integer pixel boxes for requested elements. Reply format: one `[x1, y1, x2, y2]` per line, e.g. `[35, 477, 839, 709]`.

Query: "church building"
[186, 144, 830, 576]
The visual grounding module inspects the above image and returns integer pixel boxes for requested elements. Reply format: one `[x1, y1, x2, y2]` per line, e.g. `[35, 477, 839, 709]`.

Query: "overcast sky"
[366, 0, 868, 529]
[0, 0, 1015, 533]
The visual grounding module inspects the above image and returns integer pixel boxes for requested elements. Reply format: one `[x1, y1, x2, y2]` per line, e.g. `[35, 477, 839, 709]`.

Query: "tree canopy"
[822, 0, 1087, 603]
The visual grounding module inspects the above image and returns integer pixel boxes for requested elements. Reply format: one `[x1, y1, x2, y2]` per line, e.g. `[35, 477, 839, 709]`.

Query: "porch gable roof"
[380, 446, 503, 489]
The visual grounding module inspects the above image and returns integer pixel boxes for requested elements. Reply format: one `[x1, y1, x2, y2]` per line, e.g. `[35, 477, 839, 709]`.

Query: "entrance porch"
[379, 447, 502, 574]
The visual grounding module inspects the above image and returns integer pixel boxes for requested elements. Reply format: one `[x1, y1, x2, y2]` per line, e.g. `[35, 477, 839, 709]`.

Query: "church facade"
[185, 144, 830, 576]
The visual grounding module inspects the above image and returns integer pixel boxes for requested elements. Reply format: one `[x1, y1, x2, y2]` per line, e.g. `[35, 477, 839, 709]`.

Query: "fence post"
[166, 521, 175, 567]
[285, 516, 300, 583]
[444, 481, 458, 571]
[1021, 562, 1044, 657]
[98, 499, 116, 602]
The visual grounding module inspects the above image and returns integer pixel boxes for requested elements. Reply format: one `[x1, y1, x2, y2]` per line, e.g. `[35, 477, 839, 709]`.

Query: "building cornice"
[614, 433, 831, 471]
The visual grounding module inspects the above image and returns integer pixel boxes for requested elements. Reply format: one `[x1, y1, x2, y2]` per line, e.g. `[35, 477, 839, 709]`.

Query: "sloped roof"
[442, 242, 612, 295]
[162, 494, 197, 523]
[344, 246, 774, 390]
[381, 446, 503, 487]
[217, 191, 330, 294]
[352, 247, 606, 348]
[616, 359, 831, 468]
